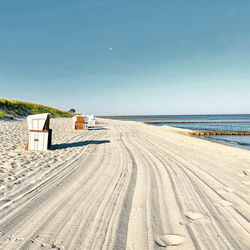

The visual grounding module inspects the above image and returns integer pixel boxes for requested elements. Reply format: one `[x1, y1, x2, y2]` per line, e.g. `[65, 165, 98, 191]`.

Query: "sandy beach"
[0, 117, 249, 250]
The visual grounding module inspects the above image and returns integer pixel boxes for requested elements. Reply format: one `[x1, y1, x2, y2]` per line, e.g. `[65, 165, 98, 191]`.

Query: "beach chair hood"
[72, 115, 84, 123]
[27, 113, 50, 131]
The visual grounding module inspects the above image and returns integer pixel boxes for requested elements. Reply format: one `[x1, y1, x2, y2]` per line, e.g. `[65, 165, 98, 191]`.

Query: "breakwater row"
[190, 131, 250, 136]
[144, 121, 250, 125]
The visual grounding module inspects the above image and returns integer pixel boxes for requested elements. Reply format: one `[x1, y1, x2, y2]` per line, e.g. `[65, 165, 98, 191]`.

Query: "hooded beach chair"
[72, 115, 88, 130]
[26, 113, 52, 150]
[87, 115, 96, 125]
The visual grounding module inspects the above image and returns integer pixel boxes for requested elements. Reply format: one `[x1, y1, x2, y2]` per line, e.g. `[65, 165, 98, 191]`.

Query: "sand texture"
[0, 118, 250, 250]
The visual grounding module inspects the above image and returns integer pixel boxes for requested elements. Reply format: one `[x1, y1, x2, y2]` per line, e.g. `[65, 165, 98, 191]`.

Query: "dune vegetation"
[0, 98, 75, 119]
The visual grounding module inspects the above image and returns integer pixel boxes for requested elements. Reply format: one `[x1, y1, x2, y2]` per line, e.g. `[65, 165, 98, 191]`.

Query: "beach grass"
[0, 110, 12, 119]
[0, 98, 75, 119]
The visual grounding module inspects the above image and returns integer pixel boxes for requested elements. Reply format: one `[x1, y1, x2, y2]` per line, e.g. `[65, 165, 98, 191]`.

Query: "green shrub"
[0, 98, 75, 118]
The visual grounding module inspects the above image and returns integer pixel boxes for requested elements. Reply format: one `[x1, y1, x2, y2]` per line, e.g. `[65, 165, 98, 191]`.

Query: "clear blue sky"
[1, 0, 250, 115]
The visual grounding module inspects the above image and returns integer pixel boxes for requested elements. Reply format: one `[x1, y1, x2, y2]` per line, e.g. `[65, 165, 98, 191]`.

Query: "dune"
[0, 117, 249, 249]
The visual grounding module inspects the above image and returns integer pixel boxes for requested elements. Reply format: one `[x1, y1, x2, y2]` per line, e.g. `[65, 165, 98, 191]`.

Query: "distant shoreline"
[100, 115, 250, 151]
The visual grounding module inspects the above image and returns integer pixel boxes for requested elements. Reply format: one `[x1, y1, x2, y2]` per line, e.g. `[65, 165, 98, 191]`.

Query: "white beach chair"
[87, 115, 96, 125]
[26, 113, 52, 151]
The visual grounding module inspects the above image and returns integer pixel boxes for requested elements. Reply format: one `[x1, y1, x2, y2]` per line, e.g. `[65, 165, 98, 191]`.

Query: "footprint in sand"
[15, 238, 23, 242]
[0, 185, 6, 191]
[156, 234, 185, 247]
[184, 211, 204, 221]
[4, 236, 13, 241]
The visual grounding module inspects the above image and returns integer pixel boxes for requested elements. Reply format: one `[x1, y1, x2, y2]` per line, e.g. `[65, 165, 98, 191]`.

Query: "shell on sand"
[185, 211, 204, 221]
[157, 234, 185, 246]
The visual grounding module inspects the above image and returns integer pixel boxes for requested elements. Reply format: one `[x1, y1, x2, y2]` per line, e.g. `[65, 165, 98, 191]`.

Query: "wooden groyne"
[190, 131, 250, 136]
[145, 121, 250, 125]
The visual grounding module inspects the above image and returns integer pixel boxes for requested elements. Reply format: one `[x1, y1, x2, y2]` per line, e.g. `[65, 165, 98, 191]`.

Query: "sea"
[110, 114, 250, 150]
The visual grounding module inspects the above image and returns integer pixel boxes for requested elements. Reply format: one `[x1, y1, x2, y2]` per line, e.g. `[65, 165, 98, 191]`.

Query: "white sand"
[0, 117, 249, 250]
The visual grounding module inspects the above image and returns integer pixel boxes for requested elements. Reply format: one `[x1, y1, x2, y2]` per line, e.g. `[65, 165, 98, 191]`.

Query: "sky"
[0, 0, 250, 115]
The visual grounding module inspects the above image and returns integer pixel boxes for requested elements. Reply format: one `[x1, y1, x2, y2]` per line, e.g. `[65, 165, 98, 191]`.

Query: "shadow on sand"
[88, 127, 107, 131]
[51, 140, 110, 150]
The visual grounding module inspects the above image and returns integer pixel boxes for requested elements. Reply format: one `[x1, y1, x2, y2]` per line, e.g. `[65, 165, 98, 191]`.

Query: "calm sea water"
[111, 114, 250, 150]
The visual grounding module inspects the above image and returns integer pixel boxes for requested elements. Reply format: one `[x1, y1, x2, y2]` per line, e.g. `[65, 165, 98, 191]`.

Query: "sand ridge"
[0, 118, 250, 249]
